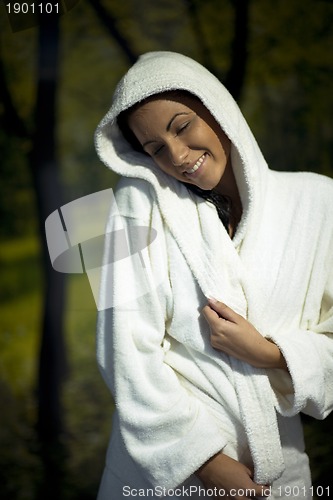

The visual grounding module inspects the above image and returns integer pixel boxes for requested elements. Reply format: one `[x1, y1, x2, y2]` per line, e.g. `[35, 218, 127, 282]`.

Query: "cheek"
[153, 156, 173, 174]
[212, 128, 231, 158]
[193, 122, 224, 151]
[154, 158, 183, 180]
[221, 137, 231, 158]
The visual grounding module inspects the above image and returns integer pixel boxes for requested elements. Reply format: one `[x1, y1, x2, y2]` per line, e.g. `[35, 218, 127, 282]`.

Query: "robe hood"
[95, 51, 269, 247]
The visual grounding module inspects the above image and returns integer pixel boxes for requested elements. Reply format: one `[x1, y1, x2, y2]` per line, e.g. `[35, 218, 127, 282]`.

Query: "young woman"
[94, 51, 333, 499]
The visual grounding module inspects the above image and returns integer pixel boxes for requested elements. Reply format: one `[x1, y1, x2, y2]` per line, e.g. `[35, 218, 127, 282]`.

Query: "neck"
[213, 160, 243, 225]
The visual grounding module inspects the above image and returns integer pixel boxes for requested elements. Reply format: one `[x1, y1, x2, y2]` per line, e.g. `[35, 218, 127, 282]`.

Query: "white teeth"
[186, 154, 205, 174]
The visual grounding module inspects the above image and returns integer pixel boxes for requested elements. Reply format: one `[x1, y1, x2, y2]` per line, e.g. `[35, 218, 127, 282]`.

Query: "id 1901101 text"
[6, 3, 60, 14]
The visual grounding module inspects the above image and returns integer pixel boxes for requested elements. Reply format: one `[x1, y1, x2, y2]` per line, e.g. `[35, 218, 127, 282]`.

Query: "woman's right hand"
[195, 453, 270, 499]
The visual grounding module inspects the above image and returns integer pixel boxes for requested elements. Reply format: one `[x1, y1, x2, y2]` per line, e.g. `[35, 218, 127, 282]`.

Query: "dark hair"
[117, 93, 232, 232]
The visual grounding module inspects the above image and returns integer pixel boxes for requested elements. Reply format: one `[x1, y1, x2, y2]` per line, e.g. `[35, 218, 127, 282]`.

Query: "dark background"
[1, 1, 333, 499]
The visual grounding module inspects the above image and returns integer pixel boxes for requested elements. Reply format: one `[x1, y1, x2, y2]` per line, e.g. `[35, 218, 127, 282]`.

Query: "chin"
[196, 181, 217, 192]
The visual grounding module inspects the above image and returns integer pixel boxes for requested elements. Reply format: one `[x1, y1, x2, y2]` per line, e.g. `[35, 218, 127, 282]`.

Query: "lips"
[184, 153, 206, 176]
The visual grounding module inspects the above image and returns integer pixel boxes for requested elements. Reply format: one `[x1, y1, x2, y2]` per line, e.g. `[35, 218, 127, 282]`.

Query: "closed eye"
[177, 121, 190, 134]
[152, 144, 164, 156]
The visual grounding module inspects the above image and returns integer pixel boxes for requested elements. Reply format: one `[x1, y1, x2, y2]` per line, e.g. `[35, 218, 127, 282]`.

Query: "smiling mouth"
[184, 153, 206, 175]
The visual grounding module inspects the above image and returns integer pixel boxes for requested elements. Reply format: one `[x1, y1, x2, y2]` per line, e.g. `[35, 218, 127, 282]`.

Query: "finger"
[207, 298, 238, 322]
[202, 305, 228, 331]
[202, 304, 221, 320]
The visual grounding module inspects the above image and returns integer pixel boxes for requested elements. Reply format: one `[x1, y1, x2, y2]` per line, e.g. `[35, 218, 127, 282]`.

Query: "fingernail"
[208, 297, 218, 304]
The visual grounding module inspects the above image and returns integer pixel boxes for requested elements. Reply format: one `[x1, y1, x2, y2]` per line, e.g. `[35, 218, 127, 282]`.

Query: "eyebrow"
[142, 112, 191, 148]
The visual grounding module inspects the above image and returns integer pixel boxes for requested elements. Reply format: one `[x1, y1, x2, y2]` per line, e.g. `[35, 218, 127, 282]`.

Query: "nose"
[168, 139, 189, 167]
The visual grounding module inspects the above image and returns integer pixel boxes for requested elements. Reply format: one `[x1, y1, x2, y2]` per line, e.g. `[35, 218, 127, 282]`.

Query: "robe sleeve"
[96, 204, 227, 490]
[267, 260, 333, 420]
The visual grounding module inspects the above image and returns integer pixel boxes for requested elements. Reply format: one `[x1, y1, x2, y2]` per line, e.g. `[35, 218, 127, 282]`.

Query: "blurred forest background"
[1, 0, 333, 499]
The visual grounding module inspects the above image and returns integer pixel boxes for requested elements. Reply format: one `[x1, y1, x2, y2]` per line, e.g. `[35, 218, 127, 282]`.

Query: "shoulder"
[269, 170, 333, 208]
[114, 176, 158, 220]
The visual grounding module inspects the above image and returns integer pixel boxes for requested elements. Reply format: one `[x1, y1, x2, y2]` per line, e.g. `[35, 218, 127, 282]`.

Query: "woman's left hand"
[202, 298, 288, 370]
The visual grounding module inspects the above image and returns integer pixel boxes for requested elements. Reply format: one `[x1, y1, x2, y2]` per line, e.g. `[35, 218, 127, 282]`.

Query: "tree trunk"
[30, 11, 68, 499]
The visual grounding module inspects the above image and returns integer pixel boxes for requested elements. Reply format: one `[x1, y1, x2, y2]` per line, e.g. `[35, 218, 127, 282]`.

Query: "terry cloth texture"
[95, 52, 333, 498]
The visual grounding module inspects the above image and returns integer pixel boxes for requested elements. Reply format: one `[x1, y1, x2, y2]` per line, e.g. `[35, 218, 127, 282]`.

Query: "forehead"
[132, 94, 195, 119]
[128, 93, 205, 136]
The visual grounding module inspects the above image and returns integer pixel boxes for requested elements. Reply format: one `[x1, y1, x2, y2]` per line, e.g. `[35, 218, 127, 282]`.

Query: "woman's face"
[128, 93, 232, 193]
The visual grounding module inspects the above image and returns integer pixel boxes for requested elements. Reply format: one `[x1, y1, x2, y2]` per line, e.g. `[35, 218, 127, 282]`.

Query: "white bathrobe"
[94, 52, 333, 499]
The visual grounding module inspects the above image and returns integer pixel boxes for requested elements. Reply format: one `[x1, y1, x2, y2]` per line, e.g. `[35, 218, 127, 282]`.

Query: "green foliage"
[244, 0, 333, 175]
[0, 132, 37, 237]
[0, 4, 36, 237]
[0, 237, 41, 390]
